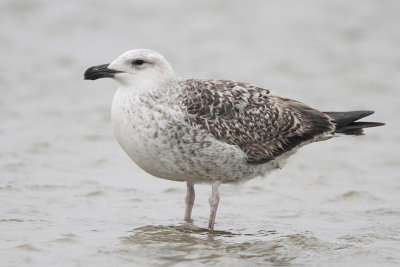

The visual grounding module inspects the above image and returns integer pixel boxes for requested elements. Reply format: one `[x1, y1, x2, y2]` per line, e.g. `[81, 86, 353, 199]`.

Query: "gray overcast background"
[1, 0, 399, 266]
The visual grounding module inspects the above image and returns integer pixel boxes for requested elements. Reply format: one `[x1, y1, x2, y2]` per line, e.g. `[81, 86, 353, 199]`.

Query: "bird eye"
[132, 59, 145, 66]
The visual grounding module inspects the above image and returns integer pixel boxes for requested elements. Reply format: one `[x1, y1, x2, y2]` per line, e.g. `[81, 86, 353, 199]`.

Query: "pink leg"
[208, 183, 220, 230]
[184, 182, 195, 222]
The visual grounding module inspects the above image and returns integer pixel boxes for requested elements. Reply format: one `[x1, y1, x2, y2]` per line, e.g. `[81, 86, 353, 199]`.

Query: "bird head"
[84, 49, 175, 87]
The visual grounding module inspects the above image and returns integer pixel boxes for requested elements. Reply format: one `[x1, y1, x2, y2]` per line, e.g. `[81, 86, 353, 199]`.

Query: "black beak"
[84, 64, 122, 80]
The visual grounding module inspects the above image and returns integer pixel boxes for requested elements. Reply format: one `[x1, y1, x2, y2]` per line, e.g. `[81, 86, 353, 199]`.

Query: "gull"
[84, 49, 384, 230]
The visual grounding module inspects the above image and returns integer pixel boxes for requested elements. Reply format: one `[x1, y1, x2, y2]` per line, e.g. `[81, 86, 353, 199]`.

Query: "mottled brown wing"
[180, 79, 334, 163]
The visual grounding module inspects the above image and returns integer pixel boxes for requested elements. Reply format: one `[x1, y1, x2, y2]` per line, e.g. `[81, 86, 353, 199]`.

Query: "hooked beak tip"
[84, 64, 121, 80]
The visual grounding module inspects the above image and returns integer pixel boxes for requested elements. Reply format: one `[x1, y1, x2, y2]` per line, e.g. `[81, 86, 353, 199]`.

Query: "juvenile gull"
[84, 49, 384, 230]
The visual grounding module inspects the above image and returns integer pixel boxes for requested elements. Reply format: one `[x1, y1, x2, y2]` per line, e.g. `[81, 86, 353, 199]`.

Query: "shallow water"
[1, 0, 399, 266]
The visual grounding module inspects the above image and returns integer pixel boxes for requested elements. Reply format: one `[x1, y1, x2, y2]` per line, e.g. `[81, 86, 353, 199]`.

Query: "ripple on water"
[328, 190, 381, 203]
[15, 244, 42, 251]
[365, 208, 400, 217]
[85, 190, 104, 197]
[47, 233, 78, 244]
[163, 187, 183, 194]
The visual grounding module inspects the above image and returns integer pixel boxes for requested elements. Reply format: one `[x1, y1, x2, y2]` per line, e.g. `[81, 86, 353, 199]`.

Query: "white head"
[84, 49, 175, 87]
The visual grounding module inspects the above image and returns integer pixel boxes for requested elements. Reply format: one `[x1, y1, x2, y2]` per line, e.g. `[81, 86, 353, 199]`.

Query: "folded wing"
[180, 79, 334, 163]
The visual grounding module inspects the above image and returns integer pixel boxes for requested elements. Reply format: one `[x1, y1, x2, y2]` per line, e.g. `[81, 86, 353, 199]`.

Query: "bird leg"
[208, 183, 220, 230]
[184, 182, 195, 222]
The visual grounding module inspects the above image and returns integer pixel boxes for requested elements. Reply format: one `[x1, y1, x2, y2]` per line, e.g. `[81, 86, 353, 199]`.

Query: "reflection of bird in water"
[84, 49, 384, 230]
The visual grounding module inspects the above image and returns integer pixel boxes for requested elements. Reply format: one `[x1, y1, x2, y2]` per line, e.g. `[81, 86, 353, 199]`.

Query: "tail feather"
[324, 110, 384, 136]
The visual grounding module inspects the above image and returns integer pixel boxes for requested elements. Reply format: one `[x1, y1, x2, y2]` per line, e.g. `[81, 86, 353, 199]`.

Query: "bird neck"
[116, 75, 180, 98]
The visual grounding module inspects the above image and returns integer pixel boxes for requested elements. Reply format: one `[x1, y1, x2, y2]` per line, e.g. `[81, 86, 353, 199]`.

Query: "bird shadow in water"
[120, 223, 296, 265]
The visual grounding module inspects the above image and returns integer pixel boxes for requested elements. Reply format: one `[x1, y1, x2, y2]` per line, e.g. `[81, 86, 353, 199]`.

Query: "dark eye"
[132, 59, 145, 66]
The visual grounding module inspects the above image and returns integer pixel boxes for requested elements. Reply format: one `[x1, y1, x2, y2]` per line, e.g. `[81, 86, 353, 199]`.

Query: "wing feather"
[180, 79, 334, 163]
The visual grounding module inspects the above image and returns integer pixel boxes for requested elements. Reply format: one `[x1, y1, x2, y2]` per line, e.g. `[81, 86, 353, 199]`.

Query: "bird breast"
[111, 89, 184, 180]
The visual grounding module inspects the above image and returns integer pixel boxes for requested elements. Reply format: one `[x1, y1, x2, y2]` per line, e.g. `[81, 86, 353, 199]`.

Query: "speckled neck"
[116, 75, 181, 97]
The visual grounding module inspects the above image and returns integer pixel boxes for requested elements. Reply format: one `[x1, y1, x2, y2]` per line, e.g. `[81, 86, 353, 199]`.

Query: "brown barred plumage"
[180, 79, 334, 163]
